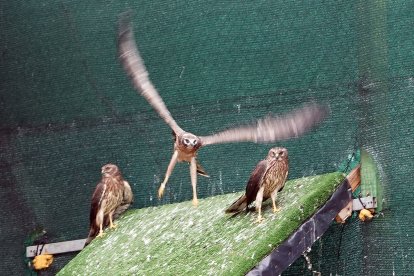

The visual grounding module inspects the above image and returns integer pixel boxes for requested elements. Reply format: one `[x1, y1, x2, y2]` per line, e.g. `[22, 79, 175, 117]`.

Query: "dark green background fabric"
[0, 1, 412, 275]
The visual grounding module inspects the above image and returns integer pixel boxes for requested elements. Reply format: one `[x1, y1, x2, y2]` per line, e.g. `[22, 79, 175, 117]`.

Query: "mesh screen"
[0, 1, 412, 275]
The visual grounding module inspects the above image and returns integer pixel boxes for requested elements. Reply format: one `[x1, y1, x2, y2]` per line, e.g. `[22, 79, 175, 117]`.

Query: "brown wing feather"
[118, 14, 183, 135]
[245, 159, 268, 206]
[196, 159, 209, 177]
[225, 194, 247, 214]
[200, 103, 329, 146]
[86, 181, 105, 245]
[113, 180, 134, 220]
[225, 160, 267, 214]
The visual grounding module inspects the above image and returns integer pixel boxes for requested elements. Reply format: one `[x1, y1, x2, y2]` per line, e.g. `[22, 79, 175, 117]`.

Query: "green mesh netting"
[0, 1, 412, 275]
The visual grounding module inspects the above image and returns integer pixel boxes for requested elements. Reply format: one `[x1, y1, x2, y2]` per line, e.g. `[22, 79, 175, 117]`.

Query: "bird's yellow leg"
[190, 157, 198, 207]
[97, 224, 105, 238]
[109, 213, 117, 229]
[255, 207, 264, 223]
[158, 150, 179, 198]
[255, 187, 265, 223]
[272, 203, 281, 213]
[271, 192, 281, 213]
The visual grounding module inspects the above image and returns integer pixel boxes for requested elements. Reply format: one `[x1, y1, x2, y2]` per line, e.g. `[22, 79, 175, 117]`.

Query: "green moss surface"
[58, 172, 344, 276]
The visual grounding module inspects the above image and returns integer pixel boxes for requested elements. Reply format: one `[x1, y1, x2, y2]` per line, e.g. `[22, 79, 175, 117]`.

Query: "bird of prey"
[225, 147, 289, 222]
[85, 164, 133, 246]
[118, 15, 327, 206]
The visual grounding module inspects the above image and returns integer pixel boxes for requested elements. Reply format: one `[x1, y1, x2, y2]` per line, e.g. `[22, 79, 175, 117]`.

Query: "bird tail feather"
[84, 226, 99, 247]
[225, 194, 248, 214]
[196, 160, 209, 177]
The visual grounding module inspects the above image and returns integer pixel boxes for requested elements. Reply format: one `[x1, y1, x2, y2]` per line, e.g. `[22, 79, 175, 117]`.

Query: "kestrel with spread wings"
[118, 15, 328, 206]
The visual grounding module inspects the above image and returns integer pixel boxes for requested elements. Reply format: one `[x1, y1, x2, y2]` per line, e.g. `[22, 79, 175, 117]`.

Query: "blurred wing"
[200, 103, 329, 146]
[245, 159, 267, 205]
[118, 14, 183, 135]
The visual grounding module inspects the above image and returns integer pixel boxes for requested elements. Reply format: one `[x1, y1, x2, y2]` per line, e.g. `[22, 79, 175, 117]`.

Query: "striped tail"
[225, 194, 248, 214]
[85, 225, 99, 246]
[196, 160, 209, 177]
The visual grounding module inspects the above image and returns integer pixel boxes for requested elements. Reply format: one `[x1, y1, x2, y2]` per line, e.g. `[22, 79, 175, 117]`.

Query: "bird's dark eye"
[184, 138, 190, 144]
[193, 140, 198, 145]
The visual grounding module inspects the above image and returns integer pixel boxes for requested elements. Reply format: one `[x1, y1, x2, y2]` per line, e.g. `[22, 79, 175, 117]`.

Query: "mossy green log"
[58, 172, 344, 275]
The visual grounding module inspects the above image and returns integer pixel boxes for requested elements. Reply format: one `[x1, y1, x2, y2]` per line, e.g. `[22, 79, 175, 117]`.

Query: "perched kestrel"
[225, 147, 289, 222]
[118, 15, 327, 206]
[85, 164, 133, 246]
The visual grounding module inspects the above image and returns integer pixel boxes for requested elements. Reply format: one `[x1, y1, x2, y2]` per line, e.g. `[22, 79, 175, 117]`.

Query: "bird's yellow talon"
[273, 207, 281, 213]
[110, 223, 117, 229]
[255, 215, 264, 223]
[192, 198, 199, 207]
[158, 185, 165, 199]
[97, 231, 105, 238]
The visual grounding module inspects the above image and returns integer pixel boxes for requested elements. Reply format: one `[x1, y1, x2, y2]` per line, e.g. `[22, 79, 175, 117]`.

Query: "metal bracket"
[26, 239, 86, 257]
[352, 196, 377, 211]
[336, 196, 377, 223]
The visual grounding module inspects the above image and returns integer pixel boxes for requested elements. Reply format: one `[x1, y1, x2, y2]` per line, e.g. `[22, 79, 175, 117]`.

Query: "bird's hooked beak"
[186, 139, 198, 148]
[181, 135, 201, 150]
[101, 168, 110, 176]
[275, 151, 285, 160]
[269, 147, 287, 161]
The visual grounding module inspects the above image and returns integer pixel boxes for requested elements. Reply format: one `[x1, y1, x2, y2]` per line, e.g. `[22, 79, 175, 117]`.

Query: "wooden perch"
[335, 165, 361, 223]
[347, 164, 361, 192]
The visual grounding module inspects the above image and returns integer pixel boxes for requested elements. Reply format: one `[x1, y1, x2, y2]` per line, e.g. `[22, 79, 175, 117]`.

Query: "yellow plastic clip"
[358, 208, 374, 222]
[32, 253, 54, 270]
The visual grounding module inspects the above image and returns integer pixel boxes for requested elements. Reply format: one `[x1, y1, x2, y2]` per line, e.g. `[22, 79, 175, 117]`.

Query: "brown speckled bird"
[225, 147, 289, 222]
[85, 164, 133, 246]
[118, 15, 326, 207]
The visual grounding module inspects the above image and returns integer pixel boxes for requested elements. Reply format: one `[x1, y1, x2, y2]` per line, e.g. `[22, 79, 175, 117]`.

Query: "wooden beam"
[335, 165, 361, 223]
[347, 164, 361, 192]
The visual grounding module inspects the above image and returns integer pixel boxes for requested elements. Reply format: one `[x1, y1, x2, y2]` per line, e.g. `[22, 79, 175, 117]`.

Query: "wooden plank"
[335, 165, 361, 223]
[26, 239, 86, 257]
[335, 201, 353, 223]
[347, 164, 361, 192]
